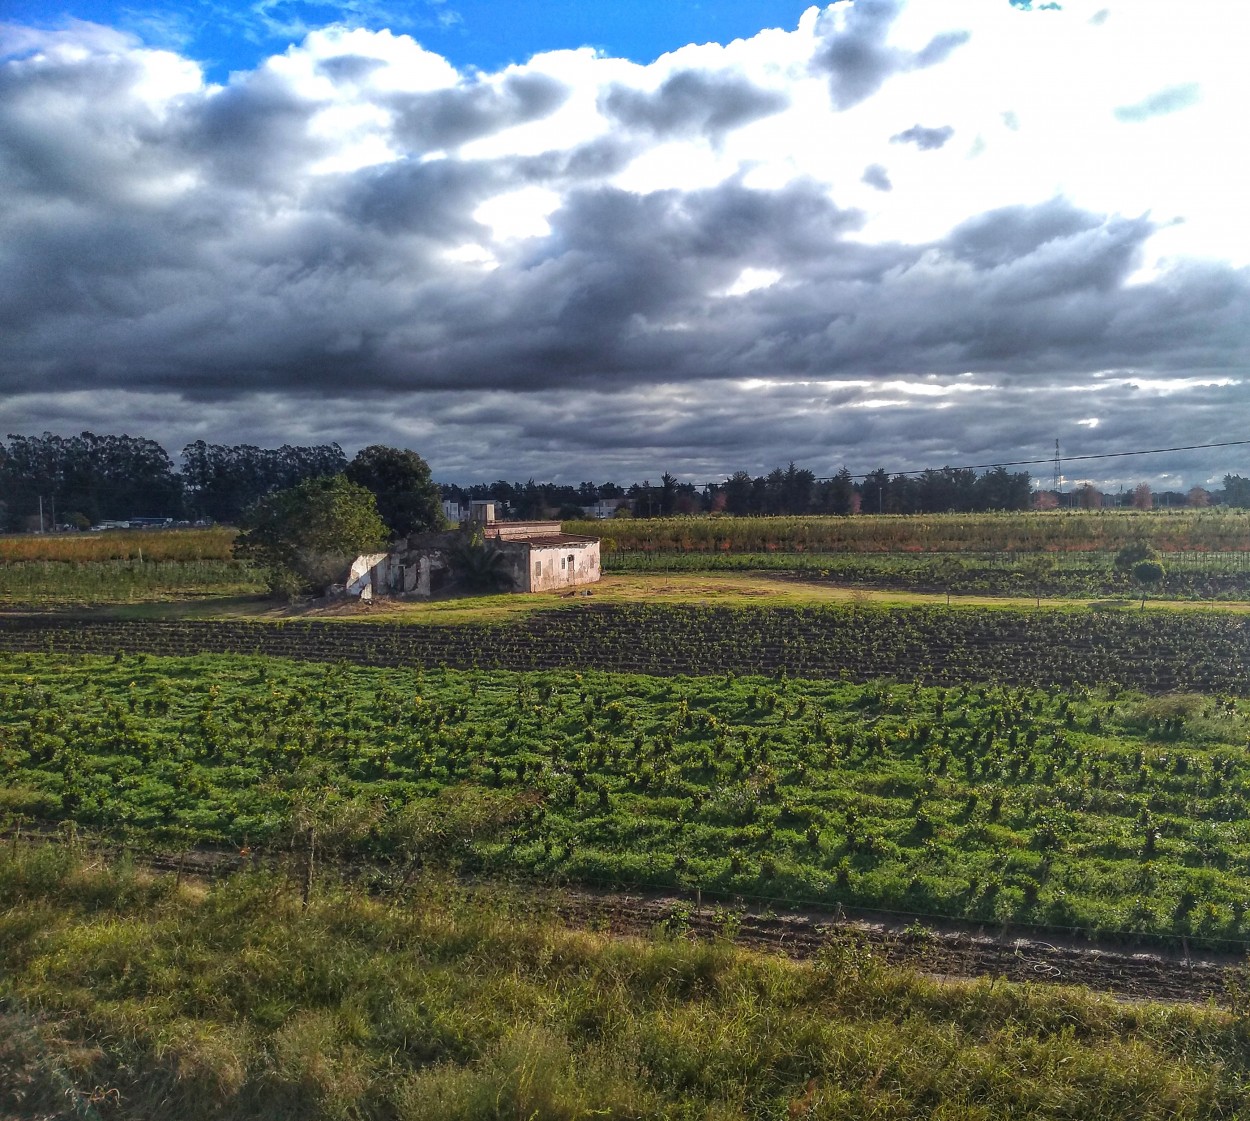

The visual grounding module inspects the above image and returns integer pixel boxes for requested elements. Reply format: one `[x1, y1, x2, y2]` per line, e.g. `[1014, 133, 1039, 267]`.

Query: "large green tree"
[345, 445, 445, 538]
[1223, 474, 1250, 508]
[233, 474, 387, 597]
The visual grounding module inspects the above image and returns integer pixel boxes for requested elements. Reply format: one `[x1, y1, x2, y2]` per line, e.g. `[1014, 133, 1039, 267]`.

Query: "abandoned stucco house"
[341, 502, 601, 600]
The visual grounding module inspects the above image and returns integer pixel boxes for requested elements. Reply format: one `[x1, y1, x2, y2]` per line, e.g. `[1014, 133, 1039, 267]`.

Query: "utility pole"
[37, 496, 44, 533]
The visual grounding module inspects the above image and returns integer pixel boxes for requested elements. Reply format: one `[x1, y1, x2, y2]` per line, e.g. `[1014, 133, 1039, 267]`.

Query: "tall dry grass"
[2, 844, 1248, 1120]
[0, 527, 238, 563]
[0, 559, 262, 605]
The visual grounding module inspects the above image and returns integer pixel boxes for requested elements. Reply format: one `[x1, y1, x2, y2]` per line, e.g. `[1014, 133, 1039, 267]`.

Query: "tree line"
[4, 431, 1249, 532]
[0, 434, 442, 534]
[452, 465, 1037, 517]
[441, 464, 1034, 518]
[451, 466, 1250, 518]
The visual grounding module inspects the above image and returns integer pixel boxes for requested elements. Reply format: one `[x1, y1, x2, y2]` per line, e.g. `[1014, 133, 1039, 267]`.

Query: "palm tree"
[450, 531, 515, 592]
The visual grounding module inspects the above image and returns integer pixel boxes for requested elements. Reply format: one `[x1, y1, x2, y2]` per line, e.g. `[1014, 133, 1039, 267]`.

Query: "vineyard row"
[2, 605, 1248, 692]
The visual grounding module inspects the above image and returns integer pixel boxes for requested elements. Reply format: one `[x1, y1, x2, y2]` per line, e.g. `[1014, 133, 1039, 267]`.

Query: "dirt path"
[544, 885, 1240, 1005]
[17, 833, 1241, 1008]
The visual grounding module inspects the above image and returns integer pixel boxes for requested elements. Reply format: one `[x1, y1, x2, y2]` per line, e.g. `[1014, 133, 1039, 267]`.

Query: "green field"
[0, 527, 238, 563]
[4, 511, 1250, 606]
[3, 603, 1249, 691]
[0, 558, 264, 606]
[6, 652, 1250, 945]
[6, 515, 1250, 1119]
[569, 509, 1250, 555]
[605, 548, 1250, 600]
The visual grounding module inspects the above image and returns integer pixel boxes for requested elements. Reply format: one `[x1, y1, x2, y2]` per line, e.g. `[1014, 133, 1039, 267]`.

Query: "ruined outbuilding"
[340, 502, 600, 600]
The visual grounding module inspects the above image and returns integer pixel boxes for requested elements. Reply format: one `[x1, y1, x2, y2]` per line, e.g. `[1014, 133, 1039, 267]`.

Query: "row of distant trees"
[4, 431, 1250, 532]
[0, 433, 441, 535]
[1049, 480, 1225, 511]
[447, 465, 1250, 519]
[442, 465, 1033, 518]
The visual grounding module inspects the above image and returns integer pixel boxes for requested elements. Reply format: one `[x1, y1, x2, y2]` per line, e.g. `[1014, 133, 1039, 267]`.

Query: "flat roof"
[513, 534, 598, 547]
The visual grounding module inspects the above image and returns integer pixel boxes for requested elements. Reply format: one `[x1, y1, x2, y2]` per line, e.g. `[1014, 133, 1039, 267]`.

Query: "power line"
[687, 438, 1250, 489]
[860, 438, 1250, 480]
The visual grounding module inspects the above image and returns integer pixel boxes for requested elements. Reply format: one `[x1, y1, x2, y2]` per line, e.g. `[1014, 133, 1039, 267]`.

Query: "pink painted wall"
[527, 541, 601, 592]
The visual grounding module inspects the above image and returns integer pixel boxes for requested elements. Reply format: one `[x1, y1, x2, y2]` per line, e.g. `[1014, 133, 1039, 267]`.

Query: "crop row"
[569, 510, 1250, 555]
[0, 559, 262, 606]
[5, 654, 1250, 941]
[607, 550, 1250, 600]
[0, 526, 238, 563]
[1, 604, 1248, 691]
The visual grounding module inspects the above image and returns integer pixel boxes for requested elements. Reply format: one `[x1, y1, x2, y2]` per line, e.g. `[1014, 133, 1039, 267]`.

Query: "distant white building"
[442, 498, 506, 525]
[583, 498, 631, 519]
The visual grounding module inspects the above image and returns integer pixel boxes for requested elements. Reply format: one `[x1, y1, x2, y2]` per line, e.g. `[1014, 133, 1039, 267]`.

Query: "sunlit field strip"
[6, 653, 1250, 946]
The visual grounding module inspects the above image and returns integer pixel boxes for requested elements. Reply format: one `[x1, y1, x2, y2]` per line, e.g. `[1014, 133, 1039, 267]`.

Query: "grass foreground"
[4, 845, 1250, 1121]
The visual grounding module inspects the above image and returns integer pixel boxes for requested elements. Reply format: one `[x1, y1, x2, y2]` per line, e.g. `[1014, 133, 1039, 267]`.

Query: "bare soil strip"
[547, 886, 1240, 1006]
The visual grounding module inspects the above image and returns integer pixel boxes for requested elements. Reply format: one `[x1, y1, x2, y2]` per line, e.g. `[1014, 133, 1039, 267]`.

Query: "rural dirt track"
[547, 886, 1239, 1005]
[17, 834, 1242, 1008]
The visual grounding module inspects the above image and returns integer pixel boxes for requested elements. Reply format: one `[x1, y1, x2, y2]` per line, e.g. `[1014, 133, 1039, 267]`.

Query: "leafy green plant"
[233, 474, 387, 596]
[449, 531, 515, 592]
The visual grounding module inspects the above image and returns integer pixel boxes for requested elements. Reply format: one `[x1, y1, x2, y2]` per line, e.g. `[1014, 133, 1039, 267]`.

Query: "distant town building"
[583, 498, 631, 519]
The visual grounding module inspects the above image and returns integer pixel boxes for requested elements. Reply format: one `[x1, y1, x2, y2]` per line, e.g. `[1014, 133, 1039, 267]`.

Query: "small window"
[561, 556, 567, 570]
[534, 561, 541, 578]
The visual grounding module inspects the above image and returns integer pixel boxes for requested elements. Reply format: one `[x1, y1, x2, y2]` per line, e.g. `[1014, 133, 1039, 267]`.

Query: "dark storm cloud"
[912, 30, 971, 68]
[389, 71, 570, 150]
[890, 124, 954, 150]
[4, 366, 1245, 488]
[0, 45, 180, 204]
[810, 0, 969, 110]
[175, 69, 330, 188]
[4, 93, 1248, 406]
[521, 135, 641, 182]
[1114, 83, 1201, 123]
[345, 157, 503, 237]
[944, 198, 1102, 269]
[861, 163, 892, 191]
[1, 21, 1247, 487]
[600, 70, 788, 140]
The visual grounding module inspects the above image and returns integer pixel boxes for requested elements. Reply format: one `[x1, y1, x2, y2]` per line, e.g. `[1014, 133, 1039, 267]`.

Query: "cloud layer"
[0, 1, 1247, 486]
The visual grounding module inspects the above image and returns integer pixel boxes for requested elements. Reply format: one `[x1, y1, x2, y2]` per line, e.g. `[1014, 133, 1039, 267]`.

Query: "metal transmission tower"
[1053, 439, 1062, 494]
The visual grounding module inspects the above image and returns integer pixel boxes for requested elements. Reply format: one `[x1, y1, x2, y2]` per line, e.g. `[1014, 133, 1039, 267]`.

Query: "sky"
[1, 0, 1247, 489]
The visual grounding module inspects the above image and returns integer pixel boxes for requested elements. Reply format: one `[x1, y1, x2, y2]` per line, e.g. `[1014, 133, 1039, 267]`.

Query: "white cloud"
[473, 185, 561, 241]
[722, 267, 783, 296]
